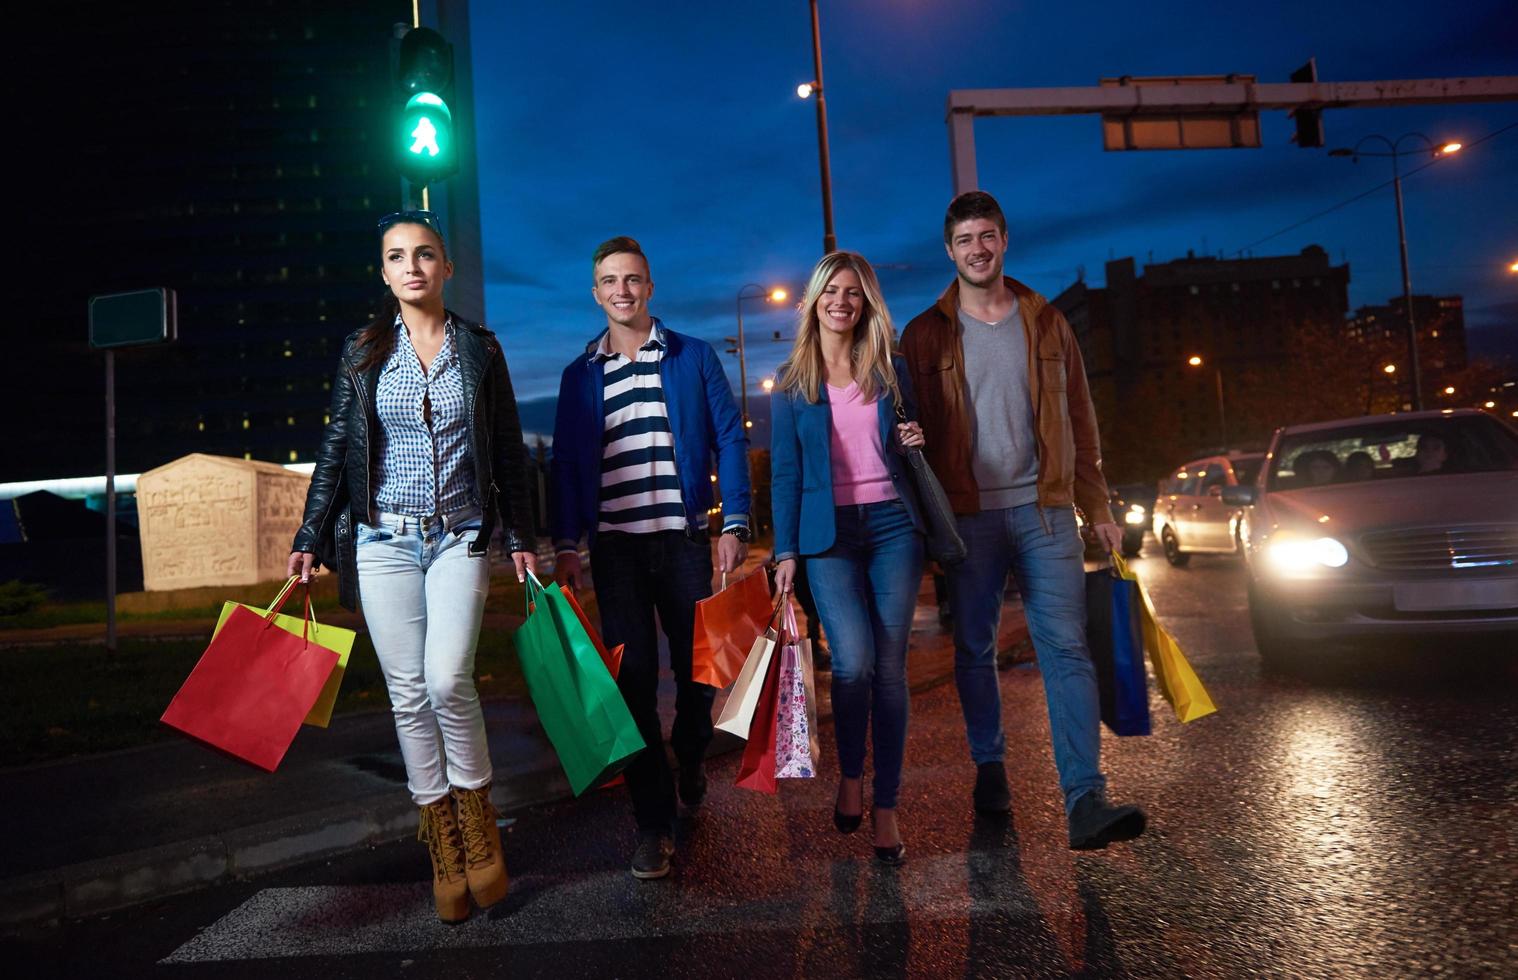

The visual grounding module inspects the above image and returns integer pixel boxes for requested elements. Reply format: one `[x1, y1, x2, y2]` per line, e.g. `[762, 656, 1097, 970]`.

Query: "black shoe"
[872, 813, 906, 866]
[631, 834, 674, 879]
[1067, 791, 1147, 851]
[973, 762, 1012, 815]
[833, 807, 863, 834]
[678, 762, 707, 808]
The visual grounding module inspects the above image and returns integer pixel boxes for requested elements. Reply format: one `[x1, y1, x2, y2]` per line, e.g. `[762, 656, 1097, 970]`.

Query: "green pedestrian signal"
[398, 91, 456, 183]
[393, 28, 458, 187]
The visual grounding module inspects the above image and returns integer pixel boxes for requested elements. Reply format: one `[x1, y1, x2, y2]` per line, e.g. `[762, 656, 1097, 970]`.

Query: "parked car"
[1223, 409, 1518, 668]
[1152, 452, 1265, 566]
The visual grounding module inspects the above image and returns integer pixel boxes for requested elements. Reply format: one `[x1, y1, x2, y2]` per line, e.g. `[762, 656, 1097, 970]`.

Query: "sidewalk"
[1, 573, 1029, 931]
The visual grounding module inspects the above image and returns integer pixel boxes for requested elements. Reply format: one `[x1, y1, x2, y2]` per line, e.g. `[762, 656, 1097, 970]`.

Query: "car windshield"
[1268, 415, 1518, 490]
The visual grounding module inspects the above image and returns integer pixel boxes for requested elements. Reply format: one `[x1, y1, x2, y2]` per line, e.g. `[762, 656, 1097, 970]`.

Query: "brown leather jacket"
[899, 276, 1115, 526]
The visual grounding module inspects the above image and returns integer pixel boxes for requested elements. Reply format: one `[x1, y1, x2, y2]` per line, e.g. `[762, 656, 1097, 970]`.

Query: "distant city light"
[761, 377, 775, 393]
[1187, 355, 1203, 366]
[1443, 386, 1456, 395]
[1484, 401, 1496, 409]
[1383, 364, 1397, 374]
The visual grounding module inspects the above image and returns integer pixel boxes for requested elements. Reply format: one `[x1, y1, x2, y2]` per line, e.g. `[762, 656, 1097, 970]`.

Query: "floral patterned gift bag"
[773, 600, 820, 779]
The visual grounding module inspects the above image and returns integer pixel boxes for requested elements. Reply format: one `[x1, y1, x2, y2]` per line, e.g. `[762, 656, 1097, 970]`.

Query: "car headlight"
[1265, 533, 1348, 573]
[1124, 507, 1146, 525]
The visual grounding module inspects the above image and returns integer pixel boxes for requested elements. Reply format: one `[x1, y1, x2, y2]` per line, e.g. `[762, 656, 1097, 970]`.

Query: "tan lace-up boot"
[451, 784, 509, 908]
[417, 796, 470, 922]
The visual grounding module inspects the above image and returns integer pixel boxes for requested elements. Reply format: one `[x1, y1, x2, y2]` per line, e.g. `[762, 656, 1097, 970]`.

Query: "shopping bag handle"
[261, 576, 312, 645]
[779, 596, 800, 644]
[523, 569, 546, 617]
[1110, 551, 1137, 582]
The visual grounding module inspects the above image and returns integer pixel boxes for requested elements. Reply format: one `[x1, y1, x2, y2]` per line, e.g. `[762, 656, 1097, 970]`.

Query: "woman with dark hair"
[288, 210, 537, 923]
[769, 251, 927, 865]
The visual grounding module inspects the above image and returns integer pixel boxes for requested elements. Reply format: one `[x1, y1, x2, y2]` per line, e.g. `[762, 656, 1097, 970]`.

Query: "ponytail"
[354, 290, 400, 372]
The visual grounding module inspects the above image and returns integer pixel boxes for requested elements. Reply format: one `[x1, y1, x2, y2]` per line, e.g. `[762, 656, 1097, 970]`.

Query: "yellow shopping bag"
[1111, 554, 1217, 723]
[212, 577, 356, 728]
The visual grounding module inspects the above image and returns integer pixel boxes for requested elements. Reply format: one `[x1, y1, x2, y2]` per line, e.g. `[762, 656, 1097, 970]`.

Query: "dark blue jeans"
[591, 529, 715, 835]
[948, 503, 1105, 815]
[806, 500, 924, 809]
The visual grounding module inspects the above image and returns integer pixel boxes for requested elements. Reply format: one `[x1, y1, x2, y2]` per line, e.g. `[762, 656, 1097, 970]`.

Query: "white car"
[1224, 409, 1518, 667]
[1153, 452, 1264, 565]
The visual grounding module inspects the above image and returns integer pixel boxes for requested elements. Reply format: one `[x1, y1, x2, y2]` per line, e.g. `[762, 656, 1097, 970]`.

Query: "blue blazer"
[770, 355, 926, 560]
[549, 319, 751, 550]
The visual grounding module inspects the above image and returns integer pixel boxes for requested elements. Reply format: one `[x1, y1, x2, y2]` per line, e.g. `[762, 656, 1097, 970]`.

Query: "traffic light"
[394, 27, 457, 187]
[1289, 58, 1325, 148]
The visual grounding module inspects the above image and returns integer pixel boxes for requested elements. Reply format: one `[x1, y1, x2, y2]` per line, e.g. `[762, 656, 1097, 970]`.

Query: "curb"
[3, 608, 1030, 933]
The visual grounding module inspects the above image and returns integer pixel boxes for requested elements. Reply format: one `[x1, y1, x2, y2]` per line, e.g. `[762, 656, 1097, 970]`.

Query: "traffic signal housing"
[394, 27, 458, 187]
[1289, 58, 1325, 148]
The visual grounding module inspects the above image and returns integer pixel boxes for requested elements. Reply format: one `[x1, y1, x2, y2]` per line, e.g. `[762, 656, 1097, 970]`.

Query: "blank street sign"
[89, 288, 178, 349]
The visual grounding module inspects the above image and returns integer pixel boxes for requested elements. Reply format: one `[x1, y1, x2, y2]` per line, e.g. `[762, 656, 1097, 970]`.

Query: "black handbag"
[894, 400, 967, 566]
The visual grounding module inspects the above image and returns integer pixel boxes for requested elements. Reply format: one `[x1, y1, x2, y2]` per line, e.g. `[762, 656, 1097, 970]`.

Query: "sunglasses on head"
[377, 209, 442, 236]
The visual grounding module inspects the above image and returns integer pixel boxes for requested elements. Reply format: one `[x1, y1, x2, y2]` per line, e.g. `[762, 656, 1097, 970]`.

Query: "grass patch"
[0, 629, 526, 769]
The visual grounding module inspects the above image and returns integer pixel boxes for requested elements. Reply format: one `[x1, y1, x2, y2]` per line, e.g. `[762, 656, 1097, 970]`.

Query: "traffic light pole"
[105, 349, 117, 655]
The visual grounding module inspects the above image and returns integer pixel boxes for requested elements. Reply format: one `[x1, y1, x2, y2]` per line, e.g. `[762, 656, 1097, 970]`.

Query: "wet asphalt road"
[11, 544, 1517, 978]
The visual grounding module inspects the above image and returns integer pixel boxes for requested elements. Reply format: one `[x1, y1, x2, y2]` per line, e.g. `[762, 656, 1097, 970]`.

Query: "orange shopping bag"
[691, 566, 772, 688]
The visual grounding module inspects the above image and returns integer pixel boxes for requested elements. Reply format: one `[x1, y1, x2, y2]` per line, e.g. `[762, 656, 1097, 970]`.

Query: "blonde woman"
[769, 251, 926, 864]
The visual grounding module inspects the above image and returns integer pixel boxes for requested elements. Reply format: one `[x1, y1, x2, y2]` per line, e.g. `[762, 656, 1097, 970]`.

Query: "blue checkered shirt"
[373, 317, 477, 516]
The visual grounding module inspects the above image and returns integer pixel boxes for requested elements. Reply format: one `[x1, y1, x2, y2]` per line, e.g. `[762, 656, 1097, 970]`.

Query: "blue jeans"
[356, 509, 491, 805]
[948, 503, 1105, 814]
[806, 500, 924, 810]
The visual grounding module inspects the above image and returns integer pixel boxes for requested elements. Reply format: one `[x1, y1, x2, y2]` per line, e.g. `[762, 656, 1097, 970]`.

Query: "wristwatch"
[722, 525, 753, 543]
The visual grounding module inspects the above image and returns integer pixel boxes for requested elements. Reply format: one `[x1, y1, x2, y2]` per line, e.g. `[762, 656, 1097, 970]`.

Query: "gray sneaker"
[631, 834, 674, 880]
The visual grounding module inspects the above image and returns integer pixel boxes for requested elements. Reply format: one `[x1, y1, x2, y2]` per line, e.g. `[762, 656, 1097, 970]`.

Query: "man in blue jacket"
[551, 236, 751, 880]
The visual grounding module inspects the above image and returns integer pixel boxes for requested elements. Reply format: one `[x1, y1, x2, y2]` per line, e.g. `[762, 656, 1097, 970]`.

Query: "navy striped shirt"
[596, 324, 687, 535]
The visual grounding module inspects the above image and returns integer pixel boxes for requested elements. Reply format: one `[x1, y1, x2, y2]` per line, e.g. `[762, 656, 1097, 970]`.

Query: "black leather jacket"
[292, 313, 536, 610]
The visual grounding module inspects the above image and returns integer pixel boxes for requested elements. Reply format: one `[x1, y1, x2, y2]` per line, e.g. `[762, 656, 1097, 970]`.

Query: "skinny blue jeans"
[948, 503, 1105, 814]
[806, 500, 924, 810]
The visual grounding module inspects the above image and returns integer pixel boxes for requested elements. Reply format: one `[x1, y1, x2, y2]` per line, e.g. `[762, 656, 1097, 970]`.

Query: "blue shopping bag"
[1085, 566, 1152, 736]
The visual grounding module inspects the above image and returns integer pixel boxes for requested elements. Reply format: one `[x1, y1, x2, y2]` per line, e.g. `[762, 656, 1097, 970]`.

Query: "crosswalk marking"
[163, 852, 1047, 963]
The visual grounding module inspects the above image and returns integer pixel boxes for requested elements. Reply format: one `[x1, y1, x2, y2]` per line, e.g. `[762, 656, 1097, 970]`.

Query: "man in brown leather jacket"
[900, 191, 1146, 850]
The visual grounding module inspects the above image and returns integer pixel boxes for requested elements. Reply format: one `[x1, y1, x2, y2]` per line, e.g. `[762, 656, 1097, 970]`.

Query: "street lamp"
[735, 284, 788, 425]
[1185, 355, 1227, 448]
[761, 377, 775, 393]
[1329, 133, 1462, 411]
[796, 0, 836, 254]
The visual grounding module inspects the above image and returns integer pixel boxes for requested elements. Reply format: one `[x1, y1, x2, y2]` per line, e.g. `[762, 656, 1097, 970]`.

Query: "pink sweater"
[827, 382, 897, 506]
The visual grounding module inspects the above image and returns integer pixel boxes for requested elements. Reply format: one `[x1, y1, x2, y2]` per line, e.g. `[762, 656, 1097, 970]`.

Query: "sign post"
[88, 288, 177, 653]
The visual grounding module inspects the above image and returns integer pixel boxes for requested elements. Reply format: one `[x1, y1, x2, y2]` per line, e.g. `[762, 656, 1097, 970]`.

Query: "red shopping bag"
[735, 629, 785, 795]
[160, 582, 340, 772]
[562, 586, 624, 677]
[562, 586, 628, 789]
[692, 567, 772, 688]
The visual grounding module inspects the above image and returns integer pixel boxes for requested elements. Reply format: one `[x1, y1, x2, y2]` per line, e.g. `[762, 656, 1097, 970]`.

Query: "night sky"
[470, 0, 1516, 433]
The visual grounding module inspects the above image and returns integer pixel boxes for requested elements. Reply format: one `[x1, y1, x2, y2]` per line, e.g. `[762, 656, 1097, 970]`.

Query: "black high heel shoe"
[872, 812, 906, 866]
[834, 780, 863, 833]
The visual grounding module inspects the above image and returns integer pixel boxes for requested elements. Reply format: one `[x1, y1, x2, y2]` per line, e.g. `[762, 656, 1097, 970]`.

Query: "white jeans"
[357, 510, 491, 804]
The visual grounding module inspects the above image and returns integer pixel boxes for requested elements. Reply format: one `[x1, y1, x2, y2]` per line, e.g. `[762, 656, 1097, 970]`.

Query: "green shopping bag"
[514, 572, 645, 796]
[211, 576, 356, 728]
